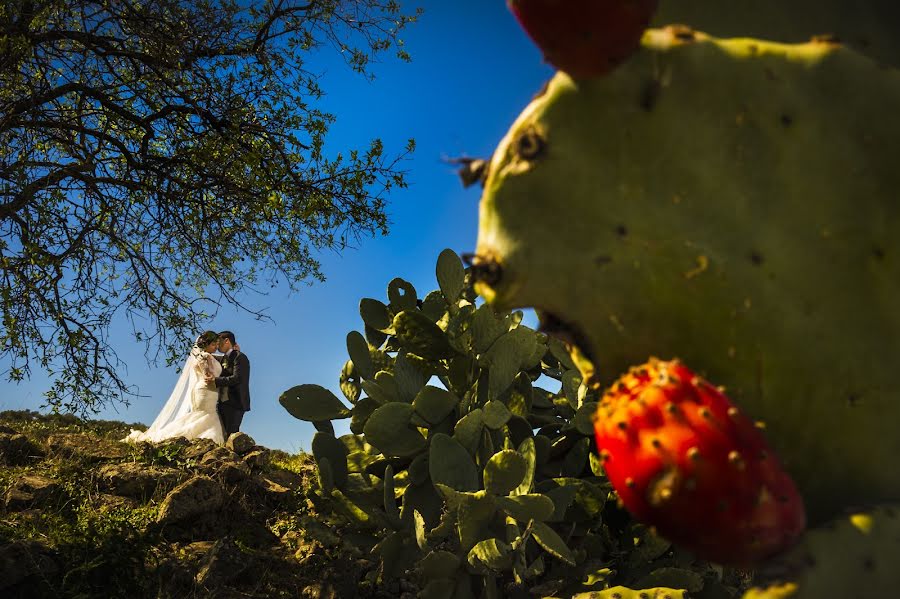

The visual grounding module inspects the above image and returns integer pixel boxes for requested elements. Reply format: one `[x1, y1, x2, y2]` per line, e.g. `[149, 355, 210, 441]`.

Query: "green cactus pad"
[393, 309, 452, 360]
[413, 385, 461, 424]
[362, 402, 426, 457]
[482, 400, 512, 430]
[437, 248, 466, 304]
[531, 520, 575, 566]
[387, 277, 418, 312]
[346, 331, 374, 380]
[483, 450, 528, 496]
[497, 494, 556, 523]
[429, 433, 480, 492]
[748, 504, 900, 599]
[311, 432, 349, 490]
[360, 298, 393, 333]
[467, 538, 513, 573]
[474, 27, 900, 523]
[653, 0, 900, 68]
[279, 384, 350, 421]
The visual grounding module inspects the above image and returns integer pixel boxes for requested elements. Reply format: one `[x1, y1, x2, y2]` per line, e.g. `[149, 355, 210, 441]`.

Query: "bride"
[124, 331, 224, 445]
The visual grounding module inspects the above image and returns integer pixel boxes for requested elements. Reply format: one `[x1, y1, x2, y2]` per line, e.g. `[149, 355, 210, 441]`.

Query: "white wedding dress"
[124, 347, 225, 445]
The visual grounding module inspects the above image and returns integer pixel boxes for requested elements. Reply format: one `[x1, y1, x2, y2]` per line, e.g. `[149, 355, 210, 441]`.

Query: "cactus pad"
[474, 27, 900, 523]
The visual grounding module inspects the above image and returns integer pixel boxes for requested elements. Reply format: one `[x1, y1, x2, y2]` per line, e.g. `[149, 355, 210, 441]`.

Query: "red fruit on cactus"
[508, 0, 659, 79]
[594, 358, 806, 566]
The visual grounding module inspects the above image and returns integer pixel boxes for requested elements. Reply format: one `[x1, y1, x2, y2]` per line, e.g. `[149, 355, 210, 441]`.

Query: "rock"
[4, 474, 61, 511]
[215, 461, 251, 486]
[0, 433, 44, 466]
[46, 432, 128, 462]
[254, 477, 293, 506]
[156, 475, 225, 528]
[200, 446, 239, 466]
[264, 467, 305, 490]
[182, 438, 220, 462]
[195, 538, 253, 589]
[241, 447, 271, 471]
[0, 540, 58, 592]
[97, 462, 181, 498]
[226, 432, 256, 455]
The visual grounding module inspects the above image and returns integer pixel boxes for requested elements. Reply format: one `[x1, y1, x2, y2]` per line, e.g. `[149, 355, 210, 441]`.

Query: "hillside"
[0, 410, 408, 598]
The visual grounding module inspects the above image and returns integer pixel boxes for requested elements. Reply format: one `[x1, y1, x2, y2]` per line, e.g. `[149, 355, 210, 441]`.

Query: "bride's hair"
[195, 330, 219, 347]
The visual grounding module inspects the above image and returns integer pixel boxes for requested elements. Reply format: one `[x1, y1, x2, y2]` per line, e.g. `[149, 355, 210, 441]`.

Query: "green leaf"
[364, 324, 388, 348]
[561, 369, 582, 410]
[363, 402, 426, 457]
[482, 327, 538, 399]
[346, 331, 374, 379]
[429, 433, 479, 492]
[471, 304, 507, 354]
[402, 480, 444, 530]
[452, 408, 485, 456]
[388, 277, 418, 312]
[447, 303, 477, 354]
[350, 397, 378, 435]
[311, 432, 349, 489]
[484, 450, 527, 496]
[414, 509, 428, 551]
[393, 309, 452, 359]
[360, 297, 393, 332]
[418, 550, 461, 580]
[408, 452, 429, 486]
[574, 401, 598, 436]
[339, 359, 361, 404]
[383, 465, 400, 528]
[436, 248, 465, 303]
[497, 494, 555, 522]
[483, 400, 511, 430]
[512, 437, 536, 496]
[316, 457, 334, 492]
[503, 373, 533, 418]
[280, 384, 350, 421]
[531, 521, 576, 566]
[562, 437, 591, 477]
[548, 337, 577, 371]
[361, 378, 393, 405]
[346, 449, 380, 474]
[394, 352, 429, 402]
[457, 491, 496, 552]
[467, 538, 513, 572]
[413, 385, 460, 424]
[420, 289, 449, 322]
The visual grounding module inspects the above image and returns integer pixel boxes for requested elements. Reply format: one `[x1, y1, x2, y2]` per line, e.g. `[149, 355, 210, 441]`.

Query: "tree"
[0, 0, 421, 413]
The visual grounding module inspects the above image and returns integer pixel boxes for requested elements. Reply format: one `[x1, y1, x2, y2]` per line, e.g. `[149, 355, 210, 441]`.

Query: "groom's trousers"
[218, 402, 245, 439]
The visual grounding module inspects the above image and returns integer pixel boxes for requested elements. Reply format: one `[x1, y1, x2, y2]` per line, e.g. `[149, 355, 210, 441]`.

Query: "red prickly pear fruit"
[507, 0, 659, 79]
[593, 358, 806, 566]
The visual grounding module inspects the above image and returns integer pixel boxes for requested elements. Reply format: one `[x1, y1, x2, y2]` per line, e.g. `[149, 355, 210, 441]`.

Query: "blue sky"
[0, 2, 556, 453]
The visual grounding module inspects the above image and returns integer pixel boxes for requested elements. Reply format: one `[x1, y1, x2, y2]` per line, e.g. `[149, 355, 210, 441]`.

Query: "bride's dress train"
[124, 348, 224, 445]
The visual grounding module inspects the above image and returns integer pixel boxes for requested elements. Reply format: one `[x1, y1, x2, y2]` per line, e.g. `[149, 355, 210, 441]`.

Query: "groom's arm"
[214, 353, 248, 388]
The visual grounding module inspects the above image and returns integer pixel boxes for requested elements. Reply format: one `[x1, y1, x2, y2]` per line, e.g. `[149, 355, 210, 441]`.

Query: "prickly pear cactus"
[281, 249, 750, 598]
[472, 27, 900, 526]
[745, 504, 900, 599]
[653, 0, 900, 68]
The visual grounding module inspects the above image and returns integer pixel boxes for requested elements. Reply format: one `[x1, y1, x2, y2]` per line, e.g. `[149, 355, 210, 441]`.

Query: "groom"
[206, 330, 251, 439]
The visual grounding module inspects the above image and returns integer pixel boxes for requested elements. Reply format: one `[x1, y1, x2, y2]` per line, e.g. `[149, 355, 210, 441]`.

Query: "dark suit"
[215, 350, 250, 438]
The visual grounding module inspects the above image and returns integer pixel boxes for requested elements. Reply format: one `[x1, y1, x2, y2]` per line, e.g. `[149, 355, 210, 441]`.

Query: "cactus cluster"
[281, 250, 750, 598]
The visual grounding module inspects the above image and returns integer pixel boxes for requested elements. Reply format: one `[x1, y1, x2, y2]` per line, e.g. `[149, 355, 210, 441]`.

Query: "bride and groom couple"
[125, 330, 250, 446]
